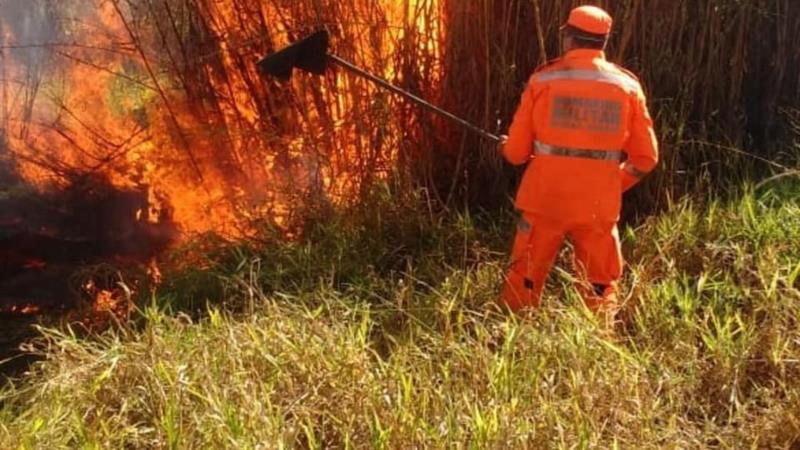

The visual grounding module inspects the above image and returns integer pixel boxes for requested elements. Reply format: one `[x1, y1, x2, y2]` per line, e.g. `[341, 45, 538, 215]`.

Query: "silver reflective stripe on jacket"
[534, 141, 623, 162]
[535, 69, 640, 93]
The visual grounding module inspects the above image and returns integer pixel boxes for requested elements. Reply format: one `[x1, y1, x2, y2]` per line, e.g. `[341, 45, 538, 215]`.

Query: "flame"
[22, 259, 47, 269]
[147, 258, 163, 286]
[0, 0, 442, 324]
[93, 289, 121, 314]
[1, 304, 41, 316]
[73, 265, 156, 328]
[1, 0, 442, 241]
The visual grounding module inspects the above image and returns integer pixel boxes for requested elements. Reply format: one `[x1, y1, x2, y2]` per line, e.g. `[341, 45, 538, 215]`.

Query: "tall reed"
[3, 0, 798, 226]
[151, 0, 800, 215]
[439, 0, 800, 213]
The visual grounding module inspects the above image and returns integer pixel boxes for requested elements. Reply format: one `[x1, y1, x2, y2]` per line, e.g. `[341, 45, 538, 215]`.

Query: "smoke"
[0, 0, 64, 144]
[0, 0, 61, 70]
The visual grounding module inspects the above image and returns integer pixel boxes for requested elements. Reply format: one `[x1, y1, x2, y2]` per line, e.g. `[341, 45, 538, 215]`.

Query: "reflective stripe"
[535, 69, 640, 92]
[623, 163, 650, 179]
[535, 141, 623, 162]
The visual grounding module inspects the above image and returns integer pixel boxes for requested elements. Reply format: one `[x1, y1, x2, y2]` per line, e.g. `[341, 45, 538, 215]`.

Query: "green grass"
[1, 183, 799, 449]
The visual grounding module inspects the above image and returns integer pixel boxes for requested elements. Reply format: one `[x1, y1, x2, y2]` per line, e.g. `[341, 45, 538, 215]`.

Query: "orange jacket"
[504, 49, 659, 222]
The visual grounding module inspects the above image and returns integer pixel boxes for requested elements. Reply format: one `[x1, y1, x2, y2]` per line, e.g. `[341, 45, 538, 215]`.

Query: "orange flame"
[93, 290, 122, 314]
[1, 0, 441, 241]
[3, 304, 41, 316]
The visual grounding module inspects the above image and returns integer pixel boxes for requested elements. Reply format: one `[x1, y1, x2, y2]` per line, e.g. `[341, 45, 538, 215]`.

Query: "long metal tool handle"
[328, 54, 501, 143]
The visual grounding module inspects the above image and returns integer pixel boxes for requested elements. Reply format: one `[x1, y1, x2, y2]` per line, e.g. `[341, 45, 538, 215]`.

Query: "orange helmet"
[562, 5, 613, 36]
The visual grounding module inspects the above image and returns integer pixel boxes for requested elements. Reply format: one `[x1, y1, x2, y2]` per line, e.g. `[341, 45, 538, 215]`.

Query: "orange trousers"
[501, 212, 622, 312]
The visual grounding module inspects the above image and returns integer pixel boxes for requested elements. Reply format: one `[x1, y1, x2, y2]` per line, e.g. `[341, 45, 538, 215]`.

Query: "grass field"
[1, 182, 799, 449]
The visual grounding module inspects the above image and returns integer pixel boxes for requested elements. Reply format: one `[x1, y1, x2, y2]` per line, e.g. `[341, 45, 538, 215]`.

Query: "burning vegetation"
[0, 0, 443, 317]
[0, 170, 175, 314]
[1, 0, 444, 236]
[0, 0, 798, 310]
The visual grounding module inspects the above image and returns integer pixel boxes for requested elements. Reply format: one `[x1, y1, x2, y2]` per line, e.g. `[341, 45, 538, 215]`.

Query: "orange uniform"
[501, 37, 659, 312]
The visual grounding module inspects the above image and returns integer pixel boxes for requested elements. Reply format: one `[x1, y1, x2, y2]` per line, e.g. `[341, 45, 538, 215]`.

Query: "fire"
[71, 268, 150, 327]
[0, 1, 442, 319]
[2, 1, 236, 237]
[0, 304, 41, 316]
[147, 259, 163, 286]
[22, 259, 47, 270]
[93, 289, 124, 314]
[1, 0, 442, 240]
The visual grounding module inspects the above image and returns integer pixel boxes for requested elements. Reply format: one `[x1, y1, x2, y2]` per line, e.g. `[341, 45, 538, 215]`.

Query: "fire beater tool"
[257, 30, 502, 143]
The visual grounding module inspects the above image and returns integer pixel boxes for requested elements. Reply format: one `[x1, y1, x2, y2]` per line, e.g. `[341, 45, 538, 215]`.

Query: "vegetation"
[5, 1, 799, 221]
[2, 0, 800, 448]
[1, 182, 799, 448]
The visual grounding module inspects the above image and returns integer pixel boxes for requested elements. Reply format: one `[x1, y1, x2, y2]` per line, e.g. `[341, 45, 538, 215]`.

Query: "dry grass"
[1, 183, 799, 448]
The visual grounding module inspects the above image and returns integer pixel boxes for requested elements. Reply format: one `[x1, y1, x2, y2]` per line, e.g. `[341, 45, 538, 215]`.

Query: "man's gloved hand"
[497, 134, 509, 154]
[620, 169, 639, 192]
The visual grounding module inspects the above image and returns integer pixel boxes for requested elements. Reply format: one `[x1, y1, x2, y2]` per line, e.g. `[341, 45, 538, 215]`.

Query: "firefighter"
[498, 5, 659, 320]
